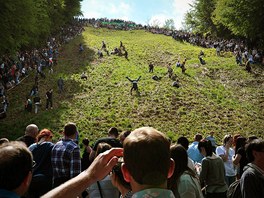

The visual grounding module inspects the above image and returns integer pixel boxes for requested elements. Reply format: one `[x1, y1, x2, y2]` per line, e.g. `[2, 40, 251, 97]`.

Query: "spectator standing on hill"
[168, 144, 204, 198]
[122, 127, 175, 197]
[33, 94, 41, 114]
[149, 63, 154, 72]
[2, 95, 9, 112]
[51, 122, 81, 188]
[216, 135, 236, 187]
[87, 143, 119, 198]
[187, 134, 204, 164]
[240, 139, 264, 198]
[90, 127, 122, 162]
[30, 85, 38, 96]
[81, 138, 92, 171]
[42, 127, 175, 198]
[17, 124, 39, 147]
[79, 43, 84, 52]
[177, 136, 196, 172]
[0, 141, 34, 198]
[46, 89, 53, 110]
[233, 136, 248, 179]
[27, 129, 54, 197]
[126, 76, 141, 95]
[57, 77, 64, 94]
[206, 131, 217, 152]
[245, 59, 252, 73]
[198, 140, 228, 198]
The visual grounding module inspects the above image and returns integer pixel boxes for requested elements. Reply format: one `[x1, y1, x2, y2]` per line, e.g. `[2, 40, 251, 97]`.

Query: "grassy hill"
[1, 26, 263, 145]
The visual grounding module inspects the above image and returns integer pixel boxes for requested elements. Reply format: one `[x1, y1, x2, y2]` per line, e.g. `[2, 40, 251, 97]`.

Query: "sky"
[81, 0, 194, 30]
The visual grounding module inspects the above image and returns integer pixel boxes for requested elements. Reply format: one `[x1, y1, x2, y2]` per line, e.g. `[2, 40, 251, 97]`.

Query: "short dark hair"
[123, 127, 171, 186]
[246, 139, 264, 162]
[177, 136, 189, 150]
[194, 134, 203, 142]
[64, 122, 77, 137]
[82, 138, 90, 146]
[108, 127, 119, 138]
[0, 141, 33, 190]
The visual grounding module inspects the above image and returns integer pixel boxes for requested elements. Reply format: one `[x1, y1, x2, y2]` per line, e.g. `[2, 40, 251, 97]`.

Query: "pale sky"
[81, 0, 194, 30]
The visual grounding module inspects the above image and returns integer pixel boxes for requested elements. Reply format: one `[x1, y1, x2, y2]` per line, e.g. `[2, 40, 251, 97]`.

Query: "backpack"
[227, 179, 241, 198]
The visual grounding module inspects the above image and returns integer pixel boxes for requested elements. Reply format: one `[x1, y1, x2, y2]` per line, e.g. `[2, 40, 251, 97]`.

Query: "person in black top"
[89, 127, 122, 162]
[46, 89, 53, 110]
[149, 63, 154, 73]
[126, 76, 141, 95]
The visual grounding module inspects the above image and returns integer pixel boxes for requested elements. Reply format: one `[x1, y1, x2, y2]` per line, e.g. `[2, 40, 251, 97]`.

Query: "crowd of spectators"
[0, 19, 86, 117]
[0, 124, 263, 198]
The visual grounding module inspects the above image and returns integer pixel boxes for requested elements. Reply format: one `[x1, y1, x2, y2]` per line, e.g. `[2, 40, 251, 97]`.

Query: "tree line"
[0, 0, 82, 55]
[184, 0, 264, 48]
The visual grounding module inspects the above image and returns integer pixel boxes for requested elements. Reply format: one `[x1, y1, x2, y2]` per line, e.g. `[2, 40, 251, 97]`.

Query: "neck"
[253, 161, 264, 173]
[131, 181, 166, 193]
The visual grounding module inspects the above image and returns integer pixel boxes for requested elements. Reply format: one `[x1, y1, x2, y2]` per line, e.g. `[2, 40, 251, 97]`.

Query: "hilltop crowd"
[0, 124, 263, 198]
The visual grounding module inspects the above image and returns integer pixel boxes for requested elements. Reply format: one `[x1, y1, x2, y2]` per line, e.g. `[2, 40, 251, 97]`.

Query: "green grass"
[1, 26, 263, 145]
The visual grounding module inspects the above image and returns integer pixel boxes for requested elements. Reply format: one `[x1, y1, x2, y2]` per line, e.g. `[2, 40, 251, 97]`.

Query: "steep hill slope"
[1, 26, 263, 144]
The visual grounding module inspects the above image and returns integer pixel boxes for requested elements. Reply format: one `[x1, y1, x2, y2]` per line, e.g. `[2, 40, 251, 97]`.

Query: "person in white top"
[216, 135, 236, 186]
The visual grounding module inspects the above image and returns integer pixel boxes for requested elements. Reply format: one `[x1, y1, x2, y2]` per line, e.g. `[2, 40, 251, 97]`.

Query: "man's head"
[63, 122, 77, 137]
[177, 136, 189, 150]
[122, 127, 174, 190]
[194, 133, 203, 142]
[246, 139, 264, 165]
[108, 127, 119, 138]
[0, 141, 33, 195]
[25, 124, 39, 138]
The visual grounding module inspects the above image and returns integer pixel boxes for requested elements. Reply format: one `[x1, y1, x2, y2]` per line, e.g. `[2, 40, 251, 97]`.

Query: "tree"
[0, 0, 83, 55]
[163, 19, 175, 30]
[214, 0, 264, 46]
[0, 0, 36, 54]
[183, 0, 217, 35]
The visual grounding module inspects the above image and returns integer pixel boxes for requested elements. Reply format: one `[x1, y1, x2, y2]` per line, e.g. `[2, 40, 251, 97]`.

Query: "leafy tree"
[0, 0, 36, 54]
[0, 0, 83, 55]
[163, 19, 175, 30]
[183, 0, 217, 35]
[214, 0, 264, 45]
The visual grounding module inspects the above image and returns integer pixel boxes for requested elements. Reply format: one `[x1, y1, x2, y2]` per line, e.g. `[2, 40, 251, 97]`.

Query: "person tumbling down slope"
[126, 76, 141, 95]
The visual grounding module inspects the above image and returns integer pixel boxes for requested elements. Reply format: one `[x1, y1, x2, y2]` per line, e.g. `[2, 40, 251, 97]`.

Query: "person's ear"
[22, 171, 32, 189]
[121, 163, 131, 182]
[167, 158, 175, 179]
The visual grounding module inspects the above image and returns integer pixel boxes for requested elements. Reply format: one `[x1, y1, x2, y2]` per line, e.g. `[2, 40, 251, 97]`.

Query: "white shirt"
[216, 145, 236, 176]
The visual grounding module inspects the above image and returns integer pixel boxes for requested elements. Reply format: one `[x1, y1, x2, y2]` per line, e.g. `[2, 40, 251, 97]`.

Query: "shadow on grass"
[0, 35, 96, 140]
